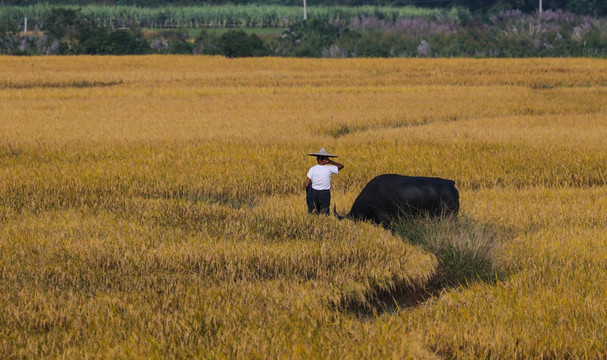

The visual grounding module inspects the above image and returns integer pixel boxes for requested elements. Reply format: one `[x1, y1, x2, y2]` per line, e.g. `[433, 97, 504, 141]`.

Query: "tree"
[276, 19, 342, 57]
[218, 30, 267, 57]
[45, 8, 83, 53]
[107, 28, 149, 55]
[77, 26, 110, 54]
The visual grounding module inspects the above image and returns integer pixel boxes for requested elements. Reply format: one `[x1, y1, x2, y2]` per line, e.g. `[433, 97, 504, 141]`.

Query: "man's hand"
[304, 177, 312, 190]
[327, 159, 344, 170]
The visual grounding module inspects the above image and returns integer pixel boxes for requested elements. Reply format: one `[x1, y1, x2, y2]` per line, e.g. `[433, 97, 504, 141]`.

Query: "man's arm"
[327, 159, 344, 170]
[304, 177, 312, 190]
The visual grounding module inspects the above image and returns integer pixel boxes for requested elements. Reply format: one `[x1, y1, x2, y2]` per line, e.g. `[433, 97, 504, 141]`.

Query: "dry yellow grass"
[1, 56, 606, 358]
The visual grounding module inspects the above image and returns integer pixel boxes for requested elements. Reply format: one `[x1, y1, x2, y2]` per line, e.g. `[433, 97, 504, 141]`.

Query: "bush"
[45, 7, 84, 54]
[0, 18, 19, 34]
[0, 32, 60, 55]
[218, 29, 268, 57]
[277, 13, 606, 58]
[77, 26, 110, 54]
[276, 19, 342, 57]
[107, 29, 150, 55]
[193, 29, 222, 55]
[334, 30, 394, 57]
[77, 26, 149, 55]
[40, 7, 150, 55]
[167, 29, 194, 54]
[150, 29, 194, 54]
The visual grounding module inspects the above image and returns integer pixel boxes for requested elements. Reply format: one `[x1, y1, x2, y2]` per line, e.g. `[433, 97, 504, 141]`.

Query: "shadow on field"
[344, 214, 504, 317]
[142, 189, 253, 209]
[0, 80, 124, 90]
[326, 115, 461, 139]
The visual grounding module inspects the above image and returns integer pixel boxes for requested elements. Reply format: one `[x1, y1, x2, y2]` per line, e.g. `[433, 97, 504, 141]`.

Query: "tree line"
[2, 7, 605, 57]
[0, 4, 462, 30]
[0, 0, 605, 16]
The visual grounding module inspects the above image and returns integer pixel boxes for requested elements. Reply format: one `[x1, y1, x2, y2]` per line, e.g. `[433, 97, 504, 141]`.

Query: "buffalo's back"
[349, 174, 459, 223]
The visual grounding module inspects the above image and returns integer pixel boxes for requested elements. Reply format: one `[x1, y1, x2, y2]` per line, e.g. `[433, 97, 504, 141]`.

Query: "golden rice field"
[1, 56, 607, 359]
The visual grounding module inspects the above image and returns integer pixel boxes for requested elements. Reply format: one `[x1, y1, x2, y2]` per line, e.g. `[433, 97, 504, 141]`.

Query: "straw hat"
[307, 147, 338, 158]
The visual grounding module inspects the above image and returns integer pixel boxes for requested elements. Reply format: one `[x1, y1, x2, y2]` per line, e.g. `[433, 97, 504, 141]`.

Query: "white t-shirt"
[307, 164, 339, 190]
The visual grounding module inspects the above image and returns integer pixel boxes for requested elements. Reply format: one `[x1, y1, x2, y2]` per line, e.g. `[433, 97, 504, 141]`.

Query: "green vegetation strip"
[1, 4, 466, 29]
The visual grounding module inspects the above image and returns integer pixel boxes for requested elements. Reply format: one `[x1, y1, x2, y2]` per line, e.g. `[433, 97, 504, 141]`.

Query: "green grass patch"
[392, 214, 500, 288]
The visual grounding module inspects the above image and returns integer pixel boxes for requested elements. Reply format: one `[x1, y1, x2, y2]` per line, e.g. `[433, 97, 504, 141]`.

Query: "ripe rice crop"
[1, 56, 606, 358]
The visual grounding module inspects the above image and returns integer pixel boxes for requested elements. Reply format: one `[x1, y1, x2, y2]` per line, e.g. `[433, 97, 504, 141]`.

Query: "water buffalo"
[335, 174, 459, 227]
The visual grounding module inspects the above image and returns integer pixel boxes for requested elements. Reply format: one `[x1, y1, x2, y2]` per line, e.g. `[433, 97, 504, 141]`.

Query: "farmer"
[304, 147, 344, 215]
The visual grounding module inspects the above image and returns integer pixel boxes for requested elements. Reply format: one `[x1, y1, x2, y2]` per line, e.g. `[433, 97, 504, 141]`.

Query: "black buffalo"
[335, 174, 459, 226]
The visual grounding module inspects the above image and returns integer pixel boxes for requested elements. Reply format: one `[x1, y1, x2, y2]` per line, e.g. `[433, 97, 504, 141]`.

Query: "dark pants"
[306, 188, 331, 215]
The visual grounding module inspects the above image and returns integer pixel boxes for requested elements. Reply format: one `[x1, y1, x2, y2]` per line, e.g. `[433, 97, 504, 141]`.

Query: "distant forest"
[2, 0, 606, 16]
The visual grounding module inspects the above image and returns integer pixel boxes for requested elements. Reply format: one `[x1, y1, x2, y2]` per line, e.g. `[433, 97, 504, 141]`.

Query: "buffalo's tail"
[334, 205, 346, 220]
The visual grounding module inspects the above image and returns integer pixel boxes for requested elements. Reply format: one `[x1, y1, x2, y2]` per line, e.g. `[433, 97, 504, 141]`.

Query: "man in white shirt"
[304, 148, 344, 215]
